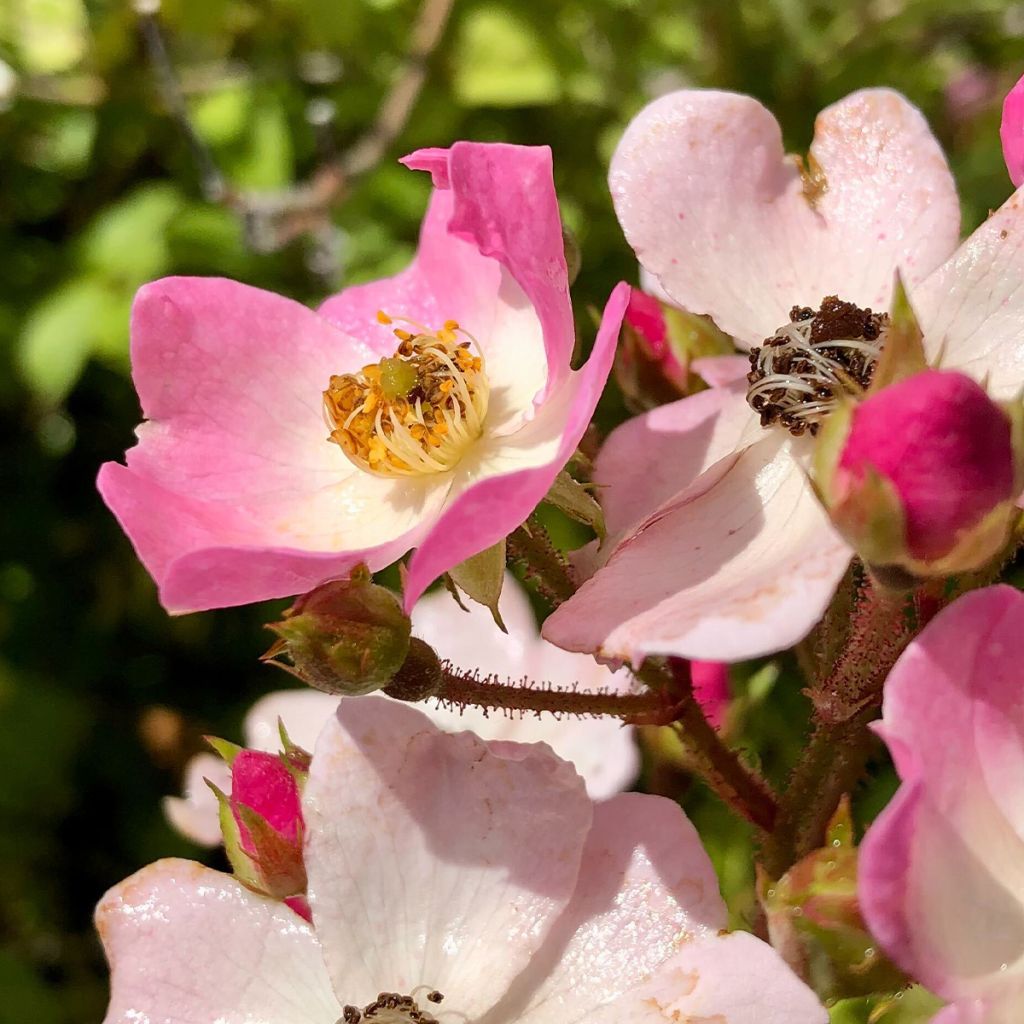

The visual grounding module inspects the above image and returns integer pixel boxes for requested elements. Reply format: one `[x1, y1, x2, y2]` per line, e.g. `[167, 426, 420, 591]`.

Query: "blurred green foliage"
[1, 0, 1023, 1019]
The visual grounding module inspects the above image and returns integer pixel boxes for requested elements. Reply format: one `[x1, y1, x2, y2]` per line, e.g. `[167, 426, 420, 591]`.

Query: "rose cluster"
[94, 74, 1024, 1024]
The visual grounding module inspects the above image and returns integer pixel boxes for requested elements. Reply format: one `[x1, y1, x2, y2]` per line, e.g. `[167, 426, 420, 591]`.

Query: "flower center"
[745, 296, 888, 437]
[340, 989, 446, 1024]
[324, 313, 489, 477]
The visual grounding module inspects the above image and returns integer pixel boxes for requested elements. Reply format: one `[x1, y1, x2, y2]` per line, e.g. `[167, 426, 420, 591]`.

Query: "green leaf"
[543, 469, 605, 540]
[17, 278, 110, 403]
[191, 84, 252, 147]
[454, 7, 560, 108]
[80, 183, 183, 285]
[9, 0, 87, 75]
[446, 539, 507, 630]
[231, 94, 294, 189]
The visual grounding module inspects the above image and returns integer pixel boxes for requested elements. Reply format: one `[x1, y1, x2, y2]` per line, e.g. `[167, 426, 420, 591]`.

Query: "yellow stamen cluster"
[323, 313, 488, 477]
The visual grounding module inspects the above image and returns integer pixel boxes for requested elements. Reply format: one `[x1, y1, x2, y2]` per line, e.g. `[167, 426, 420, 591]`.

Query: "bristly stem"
[506, 515, 578, 608]
[639, 659, 779, 834]
[762, 574, 915, 876]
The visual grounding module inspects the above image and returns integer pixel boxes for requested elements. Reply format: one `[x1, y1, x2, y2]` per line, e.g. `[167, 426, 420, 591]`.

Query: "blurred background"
[1, 0, 1022, 1019]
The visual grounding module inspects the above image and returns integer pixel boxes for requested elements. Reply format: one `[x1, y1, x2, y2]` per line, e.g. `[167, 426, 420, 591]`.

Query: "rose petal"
[544, 435, 851, 662]
[861, 587, 1024, 1004]
[497, 792, 727, 1024]
[243, 689, 340, 752]
[1001, 73, 1024, 188]
[691, 354, 751, 387]
[403, 143, 576, 398]
[400, 283, 628, 610]
[577, 383, 758, 577]
[578, 933, 827, 1024]
[303, 697, 592, 1016]
[915, 189, 1024, 400]
[96, 859, 339, 1024]
[610, 89, 959, 347]
[98, 277, 451, 612]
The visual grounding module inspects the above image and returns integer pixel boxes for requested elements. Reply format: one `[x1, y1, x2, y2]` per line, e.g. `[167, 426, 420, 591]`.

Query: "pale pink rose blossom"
[164, 576, 641, 846]
[1001, 72, 1024, 187]
[859, 586, 1024, 1023]
[98, 142, 627, 615]
[545, 88, 1024, 664]
[100, 697, 826, 1024]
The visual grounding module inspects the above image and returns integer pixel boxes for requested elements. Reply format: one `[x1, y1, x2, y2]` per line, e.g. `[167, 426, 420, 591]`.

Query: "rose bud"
[814, 369, 1024, 582]
[206, 733, 310, 906]
[265, 566, 411, 695]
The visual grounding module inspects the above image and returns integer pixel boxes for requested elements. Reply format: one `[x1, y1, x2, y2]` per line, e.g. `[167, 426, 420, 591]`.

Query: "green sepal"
[446, 538, 507, 631]
[869, 272, 927, 394]
[543, 469, 606, 540]
[205, 735, 244, 766]
[277, 719, 312, 778]
[232, 801, 307, 899]
[205, 780, 263, 890]
[662, 305, 733, 365]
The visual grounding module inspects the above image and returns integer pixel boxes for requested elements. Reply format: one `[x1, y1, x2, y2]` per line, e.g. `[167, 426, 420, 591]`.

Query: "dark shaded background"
[1, 1, 1021, 1019]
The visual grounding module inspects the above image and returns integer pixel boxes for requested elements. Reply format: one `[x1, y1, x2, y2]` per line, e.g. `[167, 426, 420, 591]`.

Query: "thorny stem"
[762, 574, 915, 877]
[432, 663, 687, 725]
[506, 515, 577, 608]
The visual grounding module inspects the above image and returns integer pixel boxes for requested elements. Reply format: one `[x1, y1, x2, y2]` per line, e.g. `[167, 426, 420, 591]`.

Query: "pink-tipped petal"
[303, 697, 593, 1016]
[99, 277, 450, 612]
[401, 283, 628, 610]
[544, 435, 851, 663]
[915, 189, 1024, 400]
[1001, 74, 1024, 188]
[860, 586, 1024, 1006]
[611, 89, 959, 347]
[97, 859, 339, 1024]
[410, 579, 639, 798]
[417, 142, 577, 397]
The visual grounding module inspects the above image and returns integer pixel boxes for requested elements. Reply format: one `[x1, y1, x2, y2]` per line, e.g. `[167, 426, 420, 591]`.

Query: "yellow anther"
[376, 310, 393, 324]
[323, 313, 489, 478]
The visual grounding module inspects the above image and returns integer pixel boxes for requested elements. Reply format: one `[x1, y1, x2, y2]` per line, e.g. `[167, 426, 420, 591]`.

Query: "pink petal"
[98, 277, 449, 612]
[691, 660, 730, 730]
[611, 89, 959, 347]
[401, 282, 629, 610]
[96, 859, 339, 1024]
[915, 189, 1024, 400]
[302, 697, 593, 1016]
[577, 383, 757, 576]
[860, 586, 1024, 1004]
[501, 792, 727, 1024]
[580, 933, 827, 1024]
[691, 354, 750, 387]
[1001, 73, 1024, 188]
[401, 143, 576, 398]
[162, 752, 230, 847]
[544, 435, 852, 662]
[230, 749, 303, 846]
[410, 579, 639, 798]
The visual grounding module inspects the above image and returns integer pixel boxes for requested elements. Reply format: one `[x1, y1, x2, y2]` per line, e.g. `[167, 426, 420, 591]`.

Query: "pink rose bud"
[208, 736, 310, 903]
[818, 369, 1024, 580]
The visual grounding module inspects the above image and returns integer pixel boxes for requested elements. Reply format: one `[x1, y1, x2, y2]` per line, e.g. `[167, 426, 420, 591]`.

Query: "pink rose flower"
[98, 142, 628, 614]
[165, 575, 641, 847]
[545, 88, 1024, 664]
[859, 586, 1024, 1023]
[100, 697, 826, 1024]
[1001, 72, 1024, 187]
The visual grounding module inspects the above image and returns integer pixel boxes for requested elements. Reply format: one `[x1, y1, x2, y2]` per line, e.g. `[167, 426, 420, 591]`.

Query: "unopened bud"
[266, 568, 411, 695]
[814, 370, 1024, 581]
[760, 800, 905, 1001]
[207, 740, 310, 903]
[383, 637, 443, 702]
